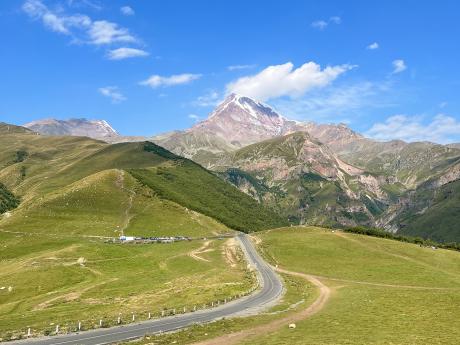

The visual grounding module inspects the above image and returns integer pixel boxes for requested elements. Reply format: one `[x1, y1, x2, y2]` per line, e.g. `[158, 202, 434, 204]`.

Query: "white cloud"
[120, 6, 134, 16]
[366, 114, 460, 144]
[439, 101, 448, 109]
[367, 42, 379, 50]
[23, 0, 91, 35]
[311, 16, 341, 30]
[193, 91, 221, 107]
[98, 86, 126, 103]
[227, 64, 256, 71]
[329, 16, 342, 24]
[392, 59, 407, 74]
[226, 61, 354, 102]
[23, 0, 137, 46]
[311, 20, 328, 30]
[88, 20, 136, 45]
[107, 47, 149, 60]
[188, 114, 201, 122]
[140, 73, 202, 88]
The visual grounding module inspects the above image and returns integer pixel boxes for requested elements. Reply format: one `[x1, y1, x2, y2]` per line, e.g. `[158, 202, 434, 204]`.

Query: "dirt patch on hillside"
[189, 241, 214, 262]
[223, 238, 239, 268]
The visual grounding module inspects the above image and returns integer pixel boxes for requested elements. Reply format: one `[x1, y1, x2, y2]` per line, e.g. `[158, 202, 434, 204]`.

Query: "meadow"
[127, 226, 460, 345]
[246, 226, 460, 345]
[0, 230, 254, 340]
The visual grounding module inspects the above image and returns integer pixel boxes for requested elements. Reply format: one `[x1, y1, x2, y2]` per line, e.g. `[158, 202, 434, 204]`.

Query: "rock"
[289, 323, 296, 329]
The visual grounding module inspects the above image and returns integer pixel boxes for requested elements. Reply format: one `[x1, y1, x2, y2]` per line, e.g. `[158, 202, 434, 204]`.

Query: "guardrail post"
[27, 328, 31, 337]
[161, 310, 165, 317]
[99, 319, 103, 327]
[148, 312, 151, 319]
[132, 313, 135, 322]
[183, 306, 186, 313]
[173, 308, 176, 315]
[55, 325, 59, 334]
[117, 314, 121, 324]
[78, 321, 81, 331]
[193, 305, 196, 312]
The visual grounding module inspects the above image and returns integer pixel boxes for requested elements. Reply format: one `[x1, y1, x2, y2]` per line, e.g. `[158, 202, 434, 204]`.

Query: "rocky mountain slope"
[154, 94, 460, 240]
[24, 118, 119, 139]
[216, 132, 393, 227]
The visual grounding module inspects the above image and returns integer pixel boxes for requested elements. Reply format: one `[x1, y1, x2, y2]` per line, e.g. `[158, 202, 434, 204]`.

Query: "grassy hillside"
[129, 161, 287, 233]
[1, 169, 231, 237]
[0, 130, 286, 234]
[0, 128, 273, 338]
[0, 230, 254, 338]
[244, 227, 460, 345]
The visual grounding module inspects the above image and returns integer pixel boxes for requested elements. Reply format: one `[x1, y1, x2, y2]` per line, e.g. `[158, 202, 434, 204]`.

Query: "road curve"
[8, 234, 283, 345]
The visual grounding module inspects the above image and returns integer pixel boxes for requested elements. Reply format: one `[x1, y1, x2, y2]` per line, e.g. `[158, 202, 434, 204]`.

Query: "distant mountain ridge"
[13, 94, 460, 241]
[24, 118, 120, 140]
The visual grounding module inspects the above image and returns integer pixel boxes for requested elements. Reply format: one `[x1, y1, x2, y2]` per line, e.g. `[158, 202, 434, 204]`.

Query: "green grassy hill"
[0, 129, 286, 234]
[0, 127, 276, 338]
[244, 226, 460, 345]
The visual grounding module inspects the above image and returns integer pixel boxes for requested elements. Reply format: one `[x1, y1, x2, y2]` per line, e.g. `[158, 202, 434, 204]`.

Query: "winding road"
[9, 234, 284, 345]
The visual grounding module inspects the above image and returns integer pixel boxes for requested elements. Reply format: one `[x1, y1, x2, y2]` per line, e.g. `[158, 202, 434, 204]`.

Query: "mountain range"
[12, 94, 460, 242]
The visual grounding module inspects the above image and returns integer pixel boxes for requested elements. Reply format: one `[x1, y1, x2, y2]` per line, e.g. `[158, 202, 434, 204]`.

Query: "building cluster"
[119, 235, 190, 244]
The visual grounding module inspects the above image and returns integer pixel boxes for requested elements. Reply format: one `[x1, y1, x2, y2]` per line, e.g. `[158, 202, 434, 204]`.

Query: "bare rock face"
[24, 118, 120, 140]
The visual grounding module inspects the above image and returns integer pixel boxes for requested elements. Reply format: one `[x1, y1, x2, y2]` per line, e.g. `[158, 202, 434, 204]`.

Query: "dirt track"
[192, 267, 331, 345]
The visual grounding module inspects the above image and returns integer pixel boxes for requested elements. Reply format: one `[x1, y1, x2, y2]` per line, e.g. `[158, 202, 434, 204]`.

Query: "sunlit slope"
[0, 129, 286, 233]
[1, 169, 230, 237]
[247, 226, 460, 345]
[129, 161, 287, 233]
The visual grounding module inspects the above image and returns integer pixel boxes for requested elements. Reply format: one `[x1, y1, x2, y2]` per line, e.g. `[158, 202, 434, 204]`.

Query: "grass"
[244, 226, 460, 345]
[0, 231, 254, 339]
[1, 169, 230, 238]
[120, 272, 318, 345]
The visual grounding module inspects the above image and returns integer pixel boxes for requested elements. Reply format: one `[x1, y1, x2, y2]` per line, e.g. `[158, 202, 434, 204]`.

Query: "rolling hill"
[0, 125, 286, 234]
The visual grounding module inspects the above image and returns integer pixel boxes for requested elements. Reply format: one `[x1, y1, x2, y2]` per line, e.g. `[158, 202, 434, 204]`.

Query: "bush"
[343, 226, 460, 252]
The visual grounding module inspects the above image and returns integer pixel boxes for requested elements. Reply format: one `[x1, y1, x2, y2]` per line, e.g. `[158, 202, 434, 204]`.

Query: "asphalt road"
[9, 233, 284, 345]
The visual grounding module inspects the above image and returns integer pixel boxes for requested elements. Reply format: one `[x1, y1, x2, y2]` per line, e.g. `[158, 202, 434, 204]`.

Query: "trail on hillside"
[116, 170, 136, 235]
[192, 267, 331, 345]
[189, 241, 214, 262]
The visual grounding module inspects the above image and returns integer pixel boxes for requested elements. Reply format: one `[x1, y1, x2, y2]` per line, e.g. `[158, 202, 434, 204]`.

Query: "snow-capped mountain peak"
[24, 118, 119, 139]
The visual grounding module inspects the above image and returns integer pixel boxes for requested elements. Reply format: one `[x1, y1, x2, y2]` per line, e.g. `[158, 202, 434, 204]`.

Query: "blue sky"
[1, 0, 460, 143]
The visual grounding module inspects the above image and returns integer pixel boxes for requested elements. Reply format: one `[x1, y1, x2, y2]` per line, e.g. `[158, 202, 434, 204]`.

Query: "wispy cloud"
[87, 20, 136, 45]
[366, 114, 460, 144]
[392, 59, 407, 74]
[22, 0, 139, 48]
[227, 64, 256, 71]
[311, 16, 341, 30]
[311, 20, 328, 30]
[107, 47, 148, 60]
[272, 81, 393, 123]
[193, 91, 221, 107]
[188, 114, 201, 122]
[367, 42, 379, 50]
[140, 73, 202, 88]
[226, 61, 354, 102]
[120, 6, 134, 16]
[98, 86, 126, 103]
